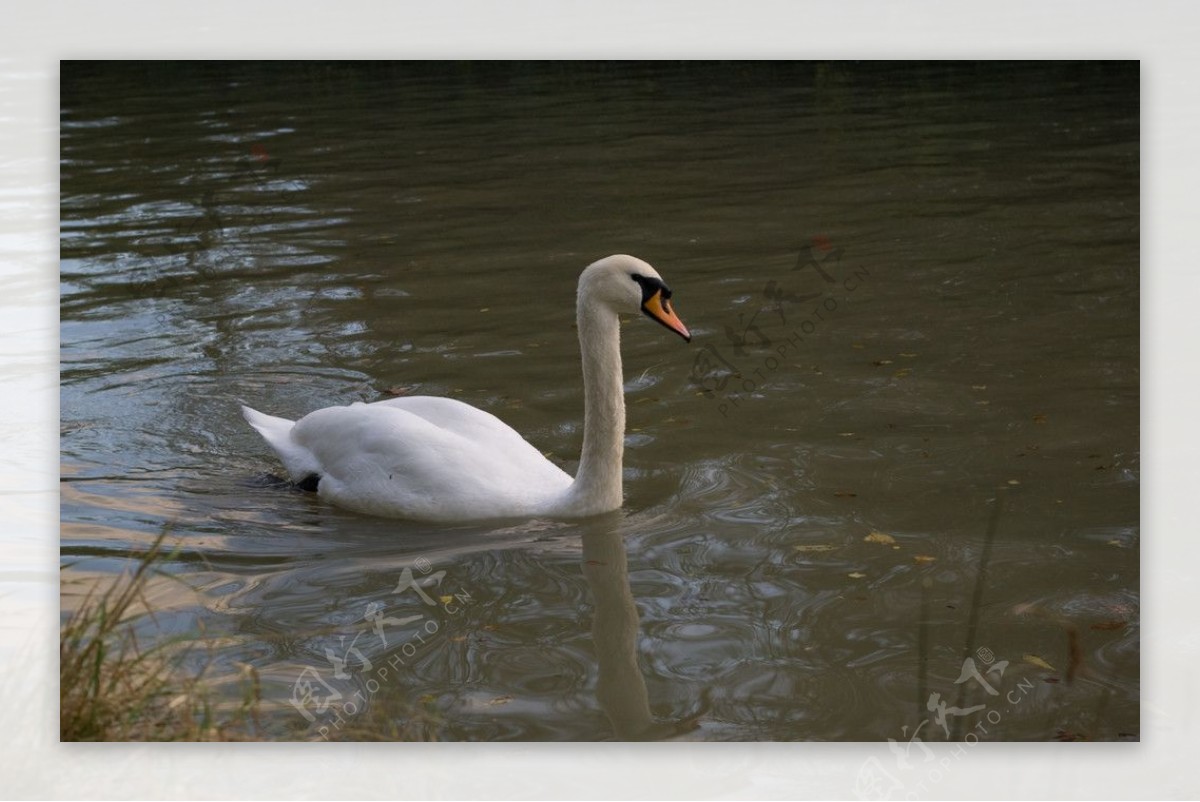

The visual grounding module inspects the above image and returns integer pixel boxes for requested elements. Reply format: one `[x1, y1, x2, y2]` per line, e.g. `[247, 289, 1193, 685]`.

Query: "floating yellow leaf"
[1033, 414, 1048, 424]
[439, 595, 454, 605]
[864, 531, 896, 546]
[913, 555, 937, 565]
[794, 544, 837, 553]
[1023, 654, 1056, 671]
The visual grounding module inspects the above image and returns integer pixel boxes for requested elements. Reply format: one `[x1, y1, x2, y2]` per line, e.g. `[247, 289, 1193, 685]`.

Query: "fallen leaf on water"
[1091, 620, 1128, 631]
[1033, 413, 1048, 424]
[864, 531, 896, 546]
[913, 554, 937, 565]
[848, 572, 867, 579]
[794, 544, 837, 553]
[1023, 653, 1056, 671]
[439, 595, 454, 605]
[488, 695, 514, 706]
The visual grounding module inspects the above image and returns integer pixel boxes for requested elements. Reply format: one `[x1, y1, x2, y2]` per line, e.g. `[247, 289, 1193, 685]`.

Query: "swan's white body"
[243, 397, 573, 520]
[242, 255, 689, 522]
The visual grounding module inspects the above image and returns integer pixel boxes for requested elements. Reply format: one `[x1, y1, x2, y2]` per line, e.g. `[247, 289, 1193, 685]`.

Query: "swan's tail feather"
[241, 405, 294, 437]
[241, 405, 321, 482]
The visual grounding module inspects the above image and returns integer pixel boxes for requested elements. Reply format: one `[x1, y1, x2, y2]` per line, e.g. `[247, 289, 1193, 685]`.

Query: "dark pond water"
[60, 61, 1139, 741]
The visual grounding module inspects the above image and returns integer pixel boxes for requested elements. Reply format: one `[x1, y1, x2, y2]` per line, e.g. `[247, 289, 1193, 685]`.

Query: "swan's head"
[579, 254, 691, 342]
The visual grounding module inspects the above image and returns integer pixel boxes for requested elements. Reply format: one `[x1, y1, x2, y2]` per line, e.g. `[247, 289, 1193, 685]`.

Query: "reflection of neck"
[568, 296, 625, 514]
[582, 527, 653, 739]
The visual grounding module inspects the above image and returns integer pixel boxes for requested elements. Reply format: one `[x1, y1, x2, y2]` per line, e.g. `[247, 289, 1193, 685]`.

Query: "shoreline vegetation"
[59, 530, 263, 742]
[59, 528, 444, 741]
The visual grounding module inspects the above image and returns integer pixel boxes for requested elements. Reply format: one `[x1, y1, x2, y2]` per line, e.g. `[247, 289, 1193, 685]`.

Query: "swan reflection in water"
[581, 518, 704, 741]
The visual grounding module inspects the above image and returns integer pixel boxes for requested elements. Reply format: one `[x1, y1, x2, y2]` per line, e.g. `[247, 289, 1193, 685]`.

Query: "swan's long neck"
[568, 293, 625, 513]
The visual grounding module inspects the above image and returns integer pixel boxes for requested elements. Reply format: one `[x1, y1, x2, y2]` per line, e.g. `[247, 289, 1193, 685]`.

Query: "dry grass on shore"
[59, 530, 262, 741]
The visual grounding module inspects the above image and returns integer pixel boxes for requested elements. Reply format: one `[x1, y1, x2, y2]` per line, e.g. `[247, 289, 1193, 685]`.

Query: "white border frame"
[5, 1, 1195, 798]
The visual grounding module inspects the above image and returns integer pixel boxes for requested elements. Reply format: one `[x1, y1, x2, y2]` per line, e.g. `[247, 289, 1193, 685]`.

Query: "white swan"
[242, 254, 691, 521]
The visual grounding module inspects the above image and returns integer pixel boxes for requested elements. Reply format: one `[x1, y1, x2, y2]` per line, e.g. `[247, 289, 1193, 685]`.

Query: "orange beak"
[642, 290, 691, 343]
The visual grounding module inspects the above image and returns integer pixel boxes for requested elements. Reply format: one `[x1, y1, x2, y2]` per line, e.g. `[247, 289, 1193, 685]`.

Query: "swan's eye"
[630, 273, 670, 305]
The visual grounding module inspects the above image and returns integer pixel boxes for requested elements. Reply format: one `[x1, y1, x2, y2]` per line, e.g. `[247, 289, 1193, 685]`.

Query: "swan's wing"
[365, 396, 534, 447]
[290, 400, 571, 520]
